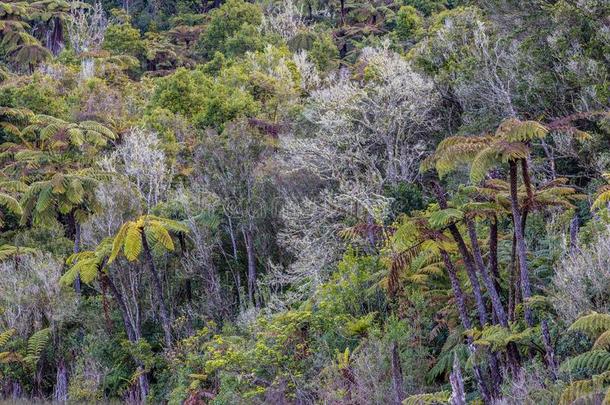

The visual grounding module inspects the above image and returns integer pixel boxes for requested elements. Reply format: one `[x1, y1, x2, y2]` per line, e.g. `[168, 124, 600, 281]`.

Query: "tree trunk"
[103, 272, 149, 399]
[47, 17, 64, 56]
[541, 319, 558, 381]
[569, 215, 579, 255]
[243, 228, 258, 308]
[141, 234, 173, 347]
[103, 271, 137, 341]
[53, 359, 68, 402]
[390, 340, 405, 405]
[440, 250, 494, 402]
[432, 181, 488, 326]
[489, 217, 502, 294]
[466, 219, 508, 326]
[509, 161, 534, 327]
[449, 353, 466, 405]
[440, 251, 471, 330]
[520, 158, 535, 207]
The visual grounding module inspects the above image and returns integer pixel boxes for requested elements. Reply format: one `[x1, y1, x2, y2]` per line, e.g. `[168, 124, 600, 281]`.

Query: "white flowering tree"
[276, 45, 440, 297]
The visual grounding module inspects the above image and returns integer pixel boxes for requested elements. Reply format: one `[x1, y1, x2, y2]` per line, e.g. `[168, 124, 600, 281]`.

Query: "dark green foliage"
[195, 0, 264, 59]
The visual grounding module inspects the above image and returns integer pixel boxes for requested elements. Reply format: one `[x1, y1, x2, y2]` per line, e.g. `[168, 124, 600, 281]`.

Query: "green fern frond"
[592, 186, 610, 211]
[0, 245, 37, 261]
[470, 145, 500, 183]
[594, 331, 610, 351]
[496, 118, 548, 142]
[427, 342, 469, 383]
[559, 350, 610, 376]
[569, 312, 610, 339]
[0, 193, 22, 216]
[33, 185, 53, 215]
[79, 121, 116, 140]
[24, 328, 50, 368]
[109, 222, 130, 263]
[468, 325, 538, 352]
[559, 371, 610, 405]
[0, 329, 15, 347]
[124, 223, 143, 261]
[146, 223, 174, 251]
[428, 208, 463, 229]
[403, 390, 450, 405]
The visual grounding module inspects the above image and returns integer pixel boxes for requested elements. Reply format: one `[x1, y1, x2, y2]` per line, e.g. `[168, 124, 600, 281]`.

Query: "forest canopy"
[0, 0, 609, 404]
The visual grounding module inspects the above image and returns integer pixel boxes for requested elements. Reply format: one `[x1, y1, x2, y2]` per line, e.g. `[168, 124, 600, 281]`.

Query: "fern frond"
[592, 186, 610, 211]
[0, 193, 22, 216]
[496, 118, 548, 142]
[594, 331, 610, 351]
[109, 222, 130, 263]
[470, 145, 500, 184]
[403, 390, 450, 405]
[559, 371, 610, 405]
[569, 312, 610, 339]
[124, 223, 143, 261]
[0, 245, 37, 261]
[24, 328, 50, 368]
[78, 121, 115, 140]
[0, 329, 15, 347]
[428, 208, 463, 229]
[559, 350, 610, 376]
[146, 223, 174, 251]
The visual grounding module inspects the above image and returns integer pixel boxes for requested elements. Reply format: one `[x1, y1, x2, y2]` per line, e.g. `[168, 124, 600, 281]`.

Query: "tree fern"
[467, 324, 538, 352]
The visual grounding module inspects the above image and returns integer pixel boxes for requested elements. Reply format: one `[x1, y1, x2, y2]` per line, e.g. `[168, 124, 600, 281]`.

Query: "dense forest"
[0, 0, 609, 403]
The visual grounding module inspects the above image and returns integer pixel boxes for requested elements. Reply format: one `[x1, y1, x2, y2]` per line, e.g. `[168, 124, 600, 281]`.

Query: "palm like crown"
[109, 215, 188, 263]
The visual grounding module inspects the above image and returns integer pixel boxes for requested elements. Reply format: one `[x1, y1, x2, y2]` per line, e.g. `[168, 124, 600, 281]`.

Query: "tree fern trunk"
[103, 272, 136, 341]
[489, 217, 501, 294]
[432, 181, 488, 326]
[541, 319, 558, 381]
[390, 340, 405, 405]
[141, 234, 173, 347]
[53, 359, 68, 402]
[509, 161, 534, 327]
[466, 219, 508, 326]
[520, 158, 535, 206]
[440, 251, 471, 329]
[449, 353, 466, 405]
[440, 250, 495, 401]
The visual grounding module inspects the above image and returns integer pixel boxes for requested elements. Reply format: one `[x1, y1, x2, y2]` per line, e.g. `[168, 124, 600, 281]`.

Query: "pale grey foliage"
[551, 227, 610, 323]
[104, 128, 173, 210]
[261, 0, 305, 41]
[275, 46, 437, 298]
[0, 253, 77, 335]
[68, 1, 107, 55]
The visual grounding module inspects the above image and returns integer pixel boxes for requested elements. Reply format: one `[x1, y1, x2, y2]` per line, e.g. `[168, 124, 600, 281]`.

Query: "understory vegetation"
[0, 0, 609, 403]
